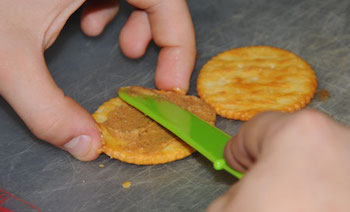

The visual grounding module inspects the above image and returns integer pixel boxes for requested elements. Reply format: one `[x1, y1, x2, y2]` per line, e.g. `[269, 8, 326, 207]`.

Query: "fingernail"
[64, 135, 92, 159]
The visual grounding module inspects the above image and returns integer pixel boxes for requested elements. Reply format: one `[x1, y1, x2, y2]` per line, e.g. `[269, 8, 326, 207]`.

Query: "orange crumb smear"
[316, 89, 330, 101]
[122, 181, 132, 188]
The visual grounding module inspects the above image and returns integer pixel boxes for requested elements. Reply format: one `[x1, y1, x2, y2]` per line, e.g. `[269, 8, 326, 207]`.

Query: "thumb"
[0, 37, 101, 161]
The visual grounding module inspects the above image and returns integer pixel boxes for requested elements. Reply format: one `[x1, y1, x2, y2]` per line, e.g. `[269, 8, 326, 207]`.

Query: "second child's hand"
[209, 110, 350, 211]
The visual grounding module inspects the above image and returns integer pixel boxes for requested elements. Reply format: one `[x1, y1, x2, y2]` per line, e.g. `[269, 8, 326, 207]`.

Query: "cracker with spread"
[93, 86, 216, 165]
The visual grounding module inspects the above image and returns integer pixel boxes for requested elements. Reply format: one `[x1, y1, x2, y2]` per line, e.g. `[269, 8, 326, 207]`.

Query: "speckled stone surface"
[1, 0, 349, 211]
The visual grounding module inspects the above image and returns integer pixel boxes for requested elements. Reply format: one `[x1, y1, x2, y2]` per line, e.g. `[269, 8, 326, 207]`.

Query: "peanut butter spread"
[92, 86, 216, 165]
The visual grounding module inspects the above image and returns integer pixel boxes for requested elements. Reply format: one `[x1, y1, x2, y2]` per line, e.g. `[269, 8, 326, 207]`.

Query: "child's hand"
[0, 0, 195, 160]
[209, 110, 350, 211]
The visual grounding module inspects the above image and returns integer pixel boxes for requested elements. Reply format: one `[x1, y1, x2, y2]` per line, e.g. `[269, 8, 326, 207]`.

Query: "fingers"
[224, 136, 251, 173]
[217, 110, 350, 211]
[119, 10, 152, 59]
[81, 0, 196, 92]
[0, 38, 101, 161]
[224, 109, 349, 173]
[224, 111, 289, 172]
[124, 0, 196, 92]
[81, 0, 120, 37]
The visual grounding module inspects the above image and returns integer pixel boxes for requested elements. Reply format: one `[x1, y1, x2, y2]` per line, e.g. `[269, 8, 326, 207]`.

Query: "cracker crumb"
[316, 89, 330, 101]
[99, 164, 104, 168]
[122, 181, 132, 189]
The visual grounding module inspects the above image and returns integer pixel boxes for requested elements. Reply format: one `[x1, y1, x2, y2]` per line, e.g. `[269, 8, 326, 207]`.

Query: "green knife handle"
[214, 159, 244, 179]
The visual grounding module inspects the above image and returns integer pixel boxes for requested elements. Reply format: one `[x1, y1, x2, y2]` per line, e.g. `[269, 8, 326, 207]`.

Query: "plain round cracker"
[197, 46, 317, 121]
[92, 86, 216, 165]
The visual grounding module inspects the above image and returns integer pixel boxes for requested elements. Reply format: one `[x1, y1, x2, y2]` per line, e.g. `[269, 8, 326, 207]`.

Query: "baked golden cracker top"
[197, 46, 317, 121]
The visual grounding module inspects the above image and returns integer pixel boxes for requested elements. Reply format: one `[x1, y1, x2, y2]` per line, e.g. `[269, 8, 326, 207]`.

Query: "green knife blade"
[118, 87, 243, 179]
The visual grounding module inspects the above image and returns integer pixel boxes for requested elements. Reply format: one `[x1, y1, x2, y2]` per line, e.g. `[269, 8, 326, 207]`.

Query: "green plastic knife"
[118, 87, 243, 179]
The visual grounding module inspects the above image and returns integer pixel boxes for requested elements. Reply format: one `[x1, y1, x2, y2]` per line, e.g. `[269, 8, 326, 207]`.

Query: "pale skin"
[209, 109, 350, 211]
[1, 1, 350, 211]
[0, 0, 195, 161]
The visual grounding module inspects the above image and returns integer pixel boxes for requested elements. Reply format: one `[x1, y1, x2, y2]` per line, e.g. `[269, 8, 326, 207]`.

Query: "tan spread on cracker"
[93, 86, 216, 165]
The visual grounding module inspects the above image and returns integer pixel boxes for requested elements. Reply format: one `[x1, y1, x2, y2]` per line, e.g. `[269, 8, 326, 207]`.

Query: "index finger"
[127, 0, 196, 93]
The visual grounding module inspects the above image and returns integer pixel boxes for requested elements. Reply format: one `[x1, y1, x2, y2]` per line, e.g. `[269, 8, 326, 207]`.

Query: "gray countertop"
[1, 0, 350, 211]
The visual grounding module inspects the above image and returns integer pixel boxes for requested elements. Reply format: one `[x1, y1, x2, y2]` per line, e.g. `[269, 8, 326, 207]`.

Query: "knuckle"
[288, 109, 331, 133]
[29, 110, 66, 145]
[126, 0, 160, 10]
[27, 96, 74, 146]
[274, 109, 336, 148]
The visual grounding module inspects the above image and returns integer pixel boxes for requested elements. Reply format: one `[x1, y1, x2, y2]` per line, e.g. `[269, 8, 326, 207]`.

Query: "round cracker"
[92, 86, 216, 165]
[197, 46, 317, 121]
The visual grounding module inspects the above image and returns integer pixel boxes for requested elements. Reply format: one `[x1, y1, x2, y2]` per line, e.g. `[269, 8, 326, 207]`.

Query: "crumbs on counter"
[316, 89, 330, 101]
[99, 164, 105, 168]
[122, 181, 132, 189]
